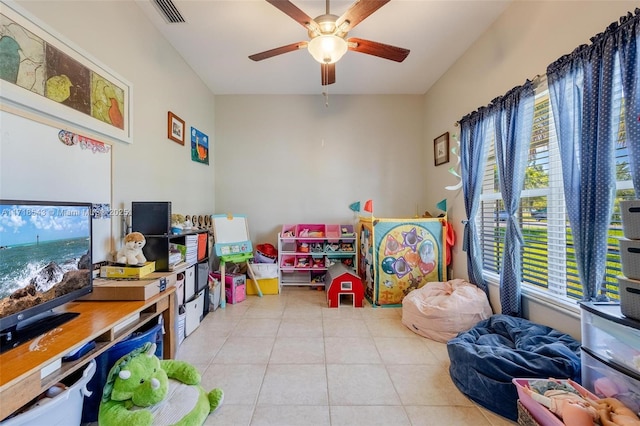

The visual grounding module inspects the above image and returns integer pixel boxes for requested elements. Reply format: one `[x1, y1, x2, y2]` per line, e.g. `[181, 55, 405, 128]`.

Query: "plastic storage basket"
[0, 360, 96, 426]
[620, 238, 640, 280]
[619, 276, 640, 321]
[621, 200, 640, 240]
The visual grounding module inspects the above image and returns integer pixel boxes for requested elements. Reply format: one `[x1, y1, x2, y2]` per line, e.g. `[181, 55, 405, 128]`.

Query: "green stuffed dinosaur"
[98, 342, 223, 426]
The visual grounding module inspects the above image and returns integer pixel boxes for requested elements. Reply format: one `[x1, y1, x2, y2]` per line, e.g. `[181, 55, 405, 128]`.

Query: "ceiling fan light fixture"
[308, 34, 348, 64]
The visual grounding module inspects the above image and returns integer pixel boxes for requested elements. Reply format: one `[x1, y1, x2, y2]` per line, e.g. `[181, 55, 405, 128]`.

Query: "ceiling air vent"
[153, 0, 185, 23]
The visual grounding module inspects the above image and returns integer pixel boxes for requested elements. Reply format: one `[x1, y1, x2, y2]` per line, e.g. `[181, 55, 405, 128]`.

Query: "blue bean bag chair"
[447, 314, 581, 421]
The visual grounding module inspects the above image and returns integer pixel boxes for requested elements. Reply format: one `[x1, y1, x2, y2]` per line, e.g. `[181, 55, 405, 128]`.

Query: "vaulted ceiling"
[135, 0, 512, 95]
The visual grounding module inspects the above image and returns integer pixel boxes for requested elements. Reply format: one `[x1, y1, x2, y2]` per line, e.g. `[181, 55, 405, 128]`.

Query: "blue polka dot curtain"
[460, 107, 492, 295]
[493, 82, 535, 316]
[547, 9, 640, 301]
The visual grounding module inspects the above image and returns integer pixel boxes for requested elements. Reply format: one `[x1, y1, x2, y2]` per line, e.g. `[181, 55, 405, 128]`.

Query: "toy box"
[621, 200, 640, 239]
[226, 284, 246, 304]
[620, 238, 640, 280]
[248, 278, 279, 295]
[211, 272, 246, 304]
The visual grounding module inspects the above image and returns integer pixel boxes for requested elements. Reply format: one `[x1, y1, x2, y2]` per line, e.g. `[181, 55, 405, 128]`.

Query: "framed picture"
[0, 1, 133, 144]
[434, 132, 450, 166]
[191, 127, 209, 165]
[168, 111, 185, 145]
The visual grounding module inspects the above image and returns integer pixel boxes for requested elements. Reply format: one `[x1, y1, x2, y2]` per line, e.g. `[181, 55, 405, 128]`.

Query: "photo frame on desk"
[434, 132, 450, 166]
[0, 0, 133, 144]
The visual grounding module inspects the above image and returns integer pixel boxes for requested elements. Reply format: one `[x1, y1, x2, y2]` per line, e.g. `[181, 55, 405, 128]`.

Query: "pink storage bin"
[280, 254, 296, 269]
[512, 378, 597, 426]
[225, 284, 245, 304]
[326, 224, 340, 242]
[296, 224, 325, 238]
[281, 224, 297, 242]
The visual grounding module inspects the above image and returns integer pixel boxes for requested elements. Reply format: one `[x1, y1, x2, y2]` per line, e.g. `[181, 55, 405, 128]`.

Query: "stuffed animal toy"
[99, 342, 224, 426]
[116, 232, 147, 265]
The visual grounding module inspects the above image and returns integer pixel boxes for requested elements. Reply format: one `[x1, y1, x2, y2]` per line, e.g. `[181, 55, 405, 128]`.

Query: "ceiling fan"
[249, 0, 410, 85]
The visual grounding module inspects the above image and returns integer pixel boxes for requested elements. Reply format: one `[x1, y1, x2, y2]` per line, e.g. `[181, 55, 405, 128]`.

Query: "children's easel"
[211, 214, 262, 308]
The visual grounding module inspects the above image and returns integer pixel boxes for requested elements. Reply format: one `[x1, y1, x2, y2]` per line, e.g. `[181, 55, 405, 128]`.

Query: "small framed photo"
[168, 111, 185, 145]
[434, 132, 450, 166]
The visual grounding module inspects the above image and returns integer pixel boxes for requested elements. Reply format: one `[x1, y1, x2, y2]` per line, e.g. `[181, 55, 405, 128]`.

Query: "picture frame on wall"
[0, 0, 133, 144]
[434, 132, 450, 166]
[168, 111, 185, 145]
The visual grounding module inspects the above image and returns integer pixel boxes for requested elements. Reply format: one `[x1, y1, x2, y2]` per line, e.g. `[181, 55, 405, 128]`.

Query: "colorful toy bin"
[357, 216, 446, 306]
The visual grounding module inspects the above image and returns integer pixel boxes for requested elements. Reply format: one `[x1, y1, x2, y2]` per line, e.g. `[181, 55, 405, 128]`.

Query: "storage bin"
[620, 238, 640, 280]
[248, 278, 279, 295]
[619, 276, 640, 321]
[208, 273, 221, 311]
[251, 263, 278, 279]
[581, 348, 640, 404]
[281, 224, 297, 241]
[325, 224, 341, 241]
[296, 224, 325, 238]
[512, 378, 596, 426]
[81, 320, 164, 423]
[177, 306, 186, 346]
[581, 303, 640, 373]
[1, 360, 96, 426]
[226, 283, 246, 304]
[340, 224, 355, 237]
[197, 232, 207, 260]
[280, 254, 296, 269]
[621, 200, 640, 240]
[185, 290, 205, 336]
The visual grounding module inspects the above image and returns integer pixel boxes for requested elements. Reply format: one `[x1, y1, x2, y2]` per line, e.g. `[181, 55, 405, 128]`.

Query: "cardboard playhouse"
[357, 216, 446, 306]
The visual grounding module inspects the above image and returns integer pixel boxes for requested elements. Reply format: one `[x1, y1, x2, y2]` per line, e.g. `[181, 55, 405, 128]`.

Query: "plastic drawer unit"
[579, 302, 640, 407]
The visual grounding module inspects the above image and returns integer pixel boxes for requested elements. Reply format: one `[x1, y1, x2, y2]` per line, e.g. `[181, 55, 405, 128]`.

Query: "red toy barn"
[325, 263, 364, 308]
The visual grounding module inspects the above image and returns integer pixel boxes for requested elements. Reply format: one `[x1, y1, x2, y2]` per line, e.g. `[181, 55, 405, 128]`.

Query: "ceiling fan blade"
[266, 0, 318, 32]
[321, 63, 336, 86]
[249, 41, 308, 61]
[348, 37, 409, 62]
[336, 0, 390, 32]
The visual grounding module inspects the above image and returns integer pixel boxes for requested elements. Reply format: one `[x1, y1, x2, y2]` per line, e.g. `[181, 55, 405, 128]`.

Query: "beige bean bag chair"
[401, 279, 492, 342]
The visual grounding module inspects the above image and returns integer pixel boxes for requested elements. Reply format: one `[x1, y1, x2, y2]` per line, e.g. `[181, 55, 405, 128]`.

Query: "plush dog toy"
[99, 342, 224, 426]
[116, 232, 147, 265]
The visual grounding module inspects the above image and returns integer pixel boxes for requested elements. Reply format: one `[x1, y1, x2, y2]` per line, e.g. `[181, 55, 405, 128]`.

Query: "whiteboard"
[211, 214, 249, 244]
[0, 109, 112, 262]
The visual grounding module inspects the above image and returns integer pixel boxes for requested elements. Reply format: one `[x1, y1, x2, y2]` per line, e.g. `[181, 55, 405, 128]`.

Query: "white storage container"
[619, 276, 640, 321]
[0, 360, 96, 426]
[621, 200, 640, 240]
[620, 238, 640, 280]
[185, 290, 204, 336]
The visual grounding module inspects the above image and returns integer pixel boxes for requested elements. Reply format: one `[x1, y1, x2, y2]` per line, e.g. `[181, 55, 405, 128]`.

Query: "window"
[478, 71, 632, 302]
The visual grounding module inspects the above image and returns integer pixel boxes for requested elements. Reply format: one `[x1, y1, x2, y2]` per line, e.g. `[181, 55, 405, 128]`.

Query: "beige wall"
[14, 0, 217, 245]
[213, 95, 425, 245]
[422, 0, 639, 338]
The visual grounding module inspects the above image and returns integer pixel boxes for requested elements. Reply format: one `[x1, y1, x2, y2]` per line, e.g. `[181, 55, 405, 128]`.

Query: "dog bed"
[401, 279, 492, 342]
[447, 314, 581, 421]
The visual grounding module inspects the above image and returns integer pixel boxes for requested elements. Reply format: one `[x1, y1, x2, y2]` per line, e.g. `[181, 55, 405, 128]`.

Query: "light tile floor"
[176, 287, 517, 426]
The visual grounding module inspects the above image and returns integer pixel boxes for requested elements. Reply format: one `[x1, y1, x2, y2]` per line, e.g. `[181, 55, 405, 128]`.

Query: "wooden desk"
[0, 287, 175, 421]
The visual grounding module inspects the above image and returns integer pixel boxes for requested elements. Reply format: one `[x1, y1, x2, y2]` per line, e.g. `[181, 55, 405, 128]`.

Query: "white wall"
[422, 0, 639, 338]
[214, 94, 426, 245]
[13, 0, 216, 246]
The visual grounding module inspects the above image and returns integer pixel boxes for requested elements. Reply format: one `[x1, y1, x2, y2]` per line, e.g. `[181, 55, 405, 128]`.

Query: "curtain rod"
[454, 73, 548, 127]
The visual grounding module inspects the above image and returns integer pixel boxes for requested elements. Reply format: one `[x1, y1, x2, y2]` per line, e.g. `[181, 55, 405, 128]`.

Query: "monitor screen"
[0, 200, 93, 347]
